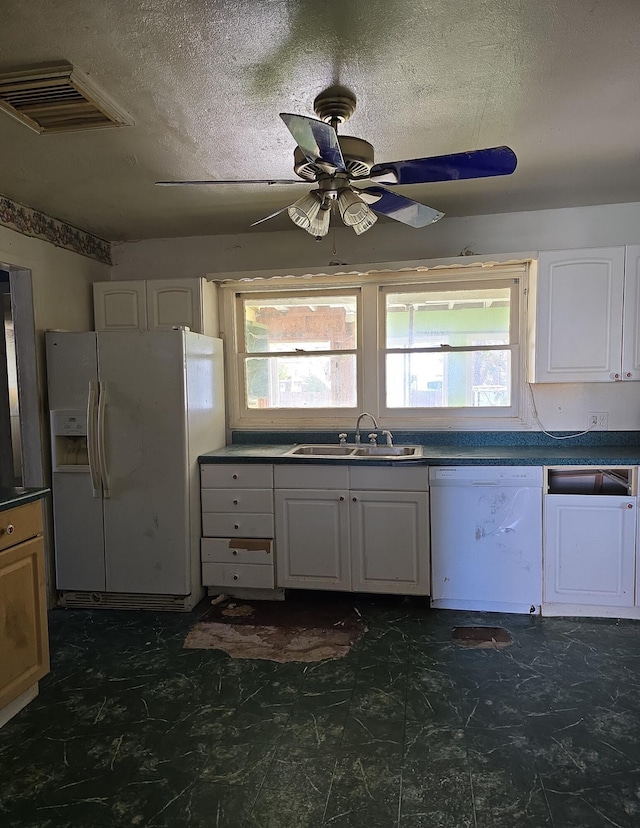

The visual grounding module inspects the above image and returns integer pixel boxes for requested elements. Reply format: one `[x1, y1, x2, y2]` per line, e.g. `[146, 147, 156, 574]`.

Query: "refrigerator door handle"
[87, 382, 101, 497]
[97, 381, 111, 498]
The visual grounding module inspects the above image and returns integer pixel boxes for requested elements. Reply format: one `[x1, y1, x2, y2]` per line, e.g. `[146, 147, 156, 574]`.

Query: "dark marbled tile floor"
[2, 595, 640, 827]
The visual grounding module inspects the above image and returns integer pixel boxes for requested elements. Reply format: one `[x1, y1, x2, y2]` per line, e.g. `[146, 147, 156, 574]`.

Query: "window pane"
[245, 355, 357, 409]
[386, 288, 510, 349]
[244, 295, 357, 354]
[386, 350, 511, 408]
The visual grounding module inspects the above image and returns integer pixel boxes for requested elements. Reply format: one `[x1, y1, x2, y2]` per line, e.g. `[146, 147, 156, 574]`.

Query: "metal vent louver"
[0, 64, 132, 133]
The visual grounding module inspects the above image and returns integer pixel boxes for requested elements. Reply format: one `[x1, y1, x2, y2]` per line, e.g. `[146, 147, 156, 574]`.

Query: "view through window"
[242, 293, 358, 409]
[384, 286, 512, 408]
[229, 269, 524, 427]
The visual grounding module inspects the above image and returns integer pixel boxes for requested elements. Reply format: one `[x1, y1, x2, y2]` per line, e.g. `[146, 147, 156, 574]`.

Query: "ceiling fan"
[156, 86, 517, 239]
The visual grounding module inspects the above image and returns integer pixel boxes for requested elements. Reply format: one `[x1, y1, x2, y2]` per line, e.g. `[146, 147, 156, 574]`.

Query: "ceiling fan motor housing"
[313, 86, 357, 124]
[293, 136, 374, 181]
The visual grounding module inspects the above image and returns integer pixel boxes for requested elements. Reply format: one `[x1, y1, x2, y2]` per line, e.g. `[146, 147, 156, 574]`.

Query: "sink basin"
[283, 444, 423, 460]
[354, 445, 422, 457]
[285, 445, 356, 456]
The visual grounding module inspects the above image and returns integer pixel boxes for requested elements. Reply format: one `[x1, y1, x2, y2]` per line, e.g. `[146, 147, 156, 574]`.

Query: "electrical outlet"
[588, 411, 609, 430]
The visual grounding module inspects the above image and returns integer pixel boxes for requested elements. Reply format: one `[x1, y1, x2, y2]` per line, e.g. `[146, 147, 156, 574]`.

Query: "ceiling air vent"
[0, 64, 132, 134]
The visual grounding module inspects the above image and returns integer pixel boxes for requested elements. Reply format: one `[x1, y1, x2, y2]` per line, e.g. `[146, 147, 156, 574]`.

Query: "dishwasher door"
[429, 466, 543, 614]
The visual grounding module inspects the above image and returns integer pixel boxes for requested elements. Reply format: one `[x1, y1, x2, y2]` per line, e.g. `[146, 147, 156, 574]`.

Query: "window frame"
[379, 277, 521, 424]
[220, 262, 532, 431]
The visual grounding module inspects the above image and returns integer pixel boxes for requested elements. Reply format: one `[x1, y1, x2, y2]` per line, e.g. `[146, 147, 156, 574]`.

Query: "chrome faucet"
[355, 412, 378, 444]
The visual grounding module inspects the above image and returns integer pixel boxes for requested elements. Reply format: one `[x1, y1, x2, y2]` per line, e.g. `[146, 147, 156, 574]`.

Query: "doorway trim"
[8, 266, 43, 487]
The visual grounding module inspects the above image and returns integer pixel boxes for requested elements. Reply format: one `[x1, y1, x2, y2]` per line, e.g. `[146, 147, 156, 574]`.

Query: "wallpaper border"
[0, 194, 112, 265]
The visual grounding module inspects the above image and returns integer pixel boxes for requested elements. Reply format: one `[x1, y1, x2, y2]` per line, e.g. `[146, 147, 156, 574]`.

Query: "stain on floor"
[184, 594, 367, 662]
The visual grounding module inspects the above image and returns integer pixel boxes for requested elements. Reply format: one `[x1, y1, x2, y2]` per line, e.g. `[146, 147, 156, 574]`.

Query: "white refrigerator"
[46, 330, 225, 611]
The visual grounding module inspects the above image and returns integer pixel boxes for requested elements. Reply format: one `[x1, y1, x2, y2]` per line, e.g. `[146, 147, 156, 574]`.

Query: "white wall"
[111, 201, 640, 432]
[1, 225, 110, 472]
[1, 226, 111, 599]
[112, 201, 640, 280]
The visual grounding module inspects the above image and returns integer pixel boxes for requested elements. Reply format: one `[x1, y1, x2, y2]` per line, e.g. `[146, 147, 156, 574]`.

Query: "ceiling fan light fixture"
[337, 188, 370, 226]
[306, 205, 331, 238]
[287, 191, 322, 229]
[351, 208, 378, 235]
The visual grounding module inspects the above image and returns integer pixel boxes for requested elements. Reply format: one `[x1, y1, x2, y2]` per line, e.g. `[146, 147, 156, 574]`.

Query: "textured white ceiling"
[1, 0, 639, 241]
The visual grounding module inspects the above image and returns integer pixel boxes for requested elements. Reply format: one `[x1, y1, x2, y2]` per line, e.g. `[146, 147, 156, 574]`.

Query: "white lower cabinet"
[544, 493, 636, 608]
[200, 463, 275, 592]
[274, 464, 430, 594]
[274, 488, 350, 590]
[350, 490, 429, 594]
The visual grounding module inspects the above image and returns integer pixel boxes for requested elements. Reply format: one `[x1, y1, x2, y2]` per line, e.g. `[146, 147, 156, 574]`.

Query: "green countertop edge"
[0, 487, 50, 512]
[198, 445, 640, 466]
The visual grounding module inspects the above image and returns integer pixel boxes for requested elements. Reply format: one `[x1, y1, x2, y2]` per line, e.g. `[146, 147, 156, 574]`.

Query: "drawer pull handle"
[2, 524, 15, 535]
[233, 550, 238, 555]
[233, 574, 239, 581]
[233, 499, 238, 505]
[339, 496, 345, 502]
[627, 503, 634, 509]
[234, 524, 239, 530]
[232, 474, 238, 480]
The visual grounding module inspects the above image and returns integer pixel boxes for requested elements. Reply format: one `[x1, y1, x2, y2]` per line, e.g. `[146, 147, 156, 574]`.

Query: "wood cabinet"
[0, 499, 49, 723]
[200, 464, 275, 592]
[274, 464, 430, 595]
[94, 278, 218, 335]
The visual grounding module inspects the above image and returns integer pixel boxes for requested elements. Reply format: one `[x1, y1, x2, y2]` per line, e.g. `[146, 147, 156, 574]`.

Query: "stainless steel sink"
[354, 445, 422, 457]
[283, 444, 423, 460]
[285, 445, 357, 456]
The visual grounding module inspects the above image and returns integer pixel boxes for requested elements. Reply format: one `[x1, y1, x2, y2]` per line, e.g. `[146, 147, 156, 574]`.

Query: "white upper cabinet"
[93, 280, 147, 331]
[622, 245, 640, 380]
[529, 247, 626, 382]
[94, 278, 218, 336]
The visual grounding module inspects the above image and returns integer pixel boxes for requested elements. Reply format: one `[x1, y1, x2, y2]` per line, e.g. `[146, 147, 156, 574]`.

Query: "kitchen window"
[221, 263, 529, 430]
[237, 290, 360, 412]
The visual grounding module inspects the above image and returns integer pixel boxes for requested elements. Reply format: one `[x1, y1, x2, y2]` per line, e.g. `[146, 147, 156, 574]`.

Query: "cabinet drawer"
[202, 562, 275, 589]
[274, 465, 349, 489]
[201, 537, 273, 565]
[202, 513, 274, 538]
[0, 502, 42, 552]
[201, 488, 273, 513]
[349, 466, 429, 492]
[201, 464, 273, 489]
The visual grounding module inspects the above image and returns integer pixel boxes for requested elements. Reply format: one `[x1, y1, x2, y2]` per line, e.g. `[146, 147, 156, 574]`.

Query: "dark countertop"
[199, 444, 640, 466]
[0, 487, 50, 513]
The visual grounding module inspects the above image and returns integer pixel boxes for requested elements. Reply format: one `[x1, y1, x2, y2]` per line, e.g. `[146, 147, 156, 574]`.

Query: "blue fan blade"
[362, 187, 444, 228]
[280, 113, 345, 172]
[369, 146, 517, 185]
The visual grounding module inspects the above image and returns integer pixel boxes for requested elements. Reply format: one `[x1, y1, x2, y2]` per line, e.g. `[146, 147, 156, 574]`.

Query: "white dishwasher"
[429, 466, 543, 614]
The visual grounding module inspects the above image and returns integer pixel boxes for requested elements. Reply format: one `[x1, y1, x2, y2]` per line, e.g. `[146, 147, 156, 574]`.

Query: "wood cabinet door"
[531, 247, 625, 382]
[93, 280, 147, 331]
[274, 489, 350, 590]
[544, 495, 635, 606]
[0, 536, 50, 709]
[350, 491, 430, 595]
